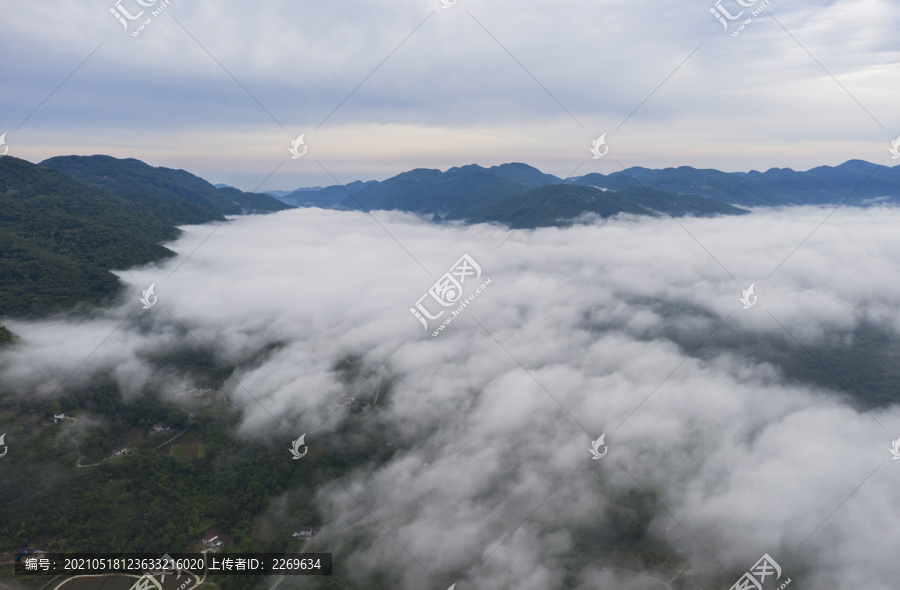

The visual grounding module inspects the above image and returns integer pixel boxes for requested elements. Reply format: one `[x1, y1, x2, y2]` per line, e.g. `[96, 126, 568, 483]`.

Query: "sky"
[2, 206, 900, 589]
[2, 0, 900, 191]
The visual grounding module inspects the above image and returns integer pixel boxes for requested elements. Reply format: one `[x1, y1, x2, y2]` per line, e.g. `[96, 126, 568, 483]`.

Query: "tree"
[167, 410, 189, 429]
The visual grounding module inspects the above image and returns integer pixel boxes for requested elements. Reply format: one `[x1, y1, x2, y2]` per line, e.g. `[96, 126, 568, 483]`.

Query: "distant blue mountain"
[571, 160, 900, 206]
[264, 189, 305, 198]
[467, 184, 747, 228]
[296, 162, 750, 225]
[337, 165, 529, 219]
[41, 155, 293, 225]
[270, 160, 900, 228]
[277, 181, 377, 208]
[485, 162, 562, 188]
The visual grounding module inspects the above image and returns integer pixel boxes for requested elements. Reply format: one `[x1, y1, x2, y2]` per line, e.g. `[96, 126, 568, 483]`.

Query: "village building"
[149, 424, 170, 435]
[292, 525, 315, 539]
[201, 532, 226, 551]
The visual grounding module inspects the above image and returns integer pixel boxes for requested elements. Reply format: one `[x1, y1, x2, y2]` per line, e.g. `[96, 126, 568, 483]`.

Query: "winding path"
[63, 418, 104, 468]
[64, 417, 186, 467]
[153, 429, 187, 450]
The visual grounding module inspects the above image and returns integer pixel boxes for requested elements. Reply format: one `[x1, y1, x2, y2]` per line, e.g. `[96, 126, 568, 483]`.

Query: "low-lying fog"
[4, 205, 900, 589]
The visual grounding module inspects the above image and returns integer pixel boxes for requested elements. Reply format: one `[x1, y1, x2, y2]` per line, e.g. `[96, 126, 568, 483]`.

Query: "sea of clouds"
[3, 205, 900, 589]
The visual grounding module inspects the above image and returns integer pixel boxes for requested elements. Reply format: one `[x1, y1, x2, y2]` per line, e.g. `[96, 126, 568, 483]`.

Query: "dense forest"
[0, 155, 292, 319]
[466, 184, 747, 229]
[0, 377, 385, 588]
[0, 156, 179, 317]
[41, 155, 292, 226]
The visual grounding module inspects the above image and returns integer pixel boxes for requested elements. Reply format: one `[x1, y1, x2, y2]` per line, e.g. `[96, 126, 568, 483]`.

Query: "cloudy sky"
[3, 206, 900, 589]
[4, 2, 900, 588]
[2, 0, 899, 190]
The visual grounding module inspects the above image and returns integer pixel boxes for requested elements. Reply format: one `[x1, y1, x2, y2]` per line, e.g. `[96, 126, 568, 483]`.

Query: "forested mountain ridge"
[325, 163, 744, 222]
[279, 180, 377, 208]
[570, 159, 900, 206]
[338, 164, 530, 219]
[1, 155, 295, 320]
[467, 184, 748, 228]
[41, 154, 293, 225]
[279, 160, 900, 218]
[5, 155, 896, 320]
[0, 156, 178, 317]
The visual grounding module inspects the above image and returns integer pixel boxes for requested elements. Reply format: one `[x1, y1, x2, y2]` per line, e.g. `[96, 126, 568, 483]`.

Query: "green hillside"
[467, 184, 746, 228]
[340, 165, 530, 219]
[319, 163, 749, 225]
[0, 156, 178, 317]
[613, 184, 749, 216]
[573, 160, 900, 206]
[41, 155, 292, 225]
[467, 184, 652, 228]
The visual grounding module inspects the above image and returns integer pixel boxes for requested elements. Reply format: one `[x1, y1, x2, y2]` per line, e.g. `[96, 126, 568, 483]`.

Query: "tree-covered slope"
[41, 155, 292, 225]
[216, 185, 295, 214]
[573, 160, 900, 206]
[281, 180, 377, 208]
[572, 166, 778, 206]
[486, 162, 563, 189]
[339, 165, 533, 219]
[0, 156, 178, 316]
[467, 184, 654, 228]
[614, 184, 749, 216]
[467, 184, 747, 228]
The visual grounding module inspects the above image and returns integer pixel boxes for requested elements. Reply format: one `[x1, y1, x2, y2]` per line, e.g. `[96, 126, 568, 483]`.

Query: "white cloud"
[1, 0, 898, 186]
[3, 205, 900, 588]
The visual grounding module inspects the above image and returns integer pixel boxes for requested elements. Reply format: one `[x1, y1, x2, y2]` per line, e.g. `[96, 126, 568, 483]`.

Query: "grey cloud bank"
[2, 206, 900, 588]
[1, 0, 898, 188]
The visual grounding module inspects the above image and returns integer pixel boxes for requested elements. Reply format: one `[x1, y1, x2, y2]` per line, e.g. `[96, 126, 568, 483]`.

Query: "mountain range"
[41, 155, 292, 225]
[274, 159, 900, 224]
[3, 154, 898, 321]
[1, 155, 291, 318]
[570, 159, 900, 207]
[274, 162, 750, 224]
